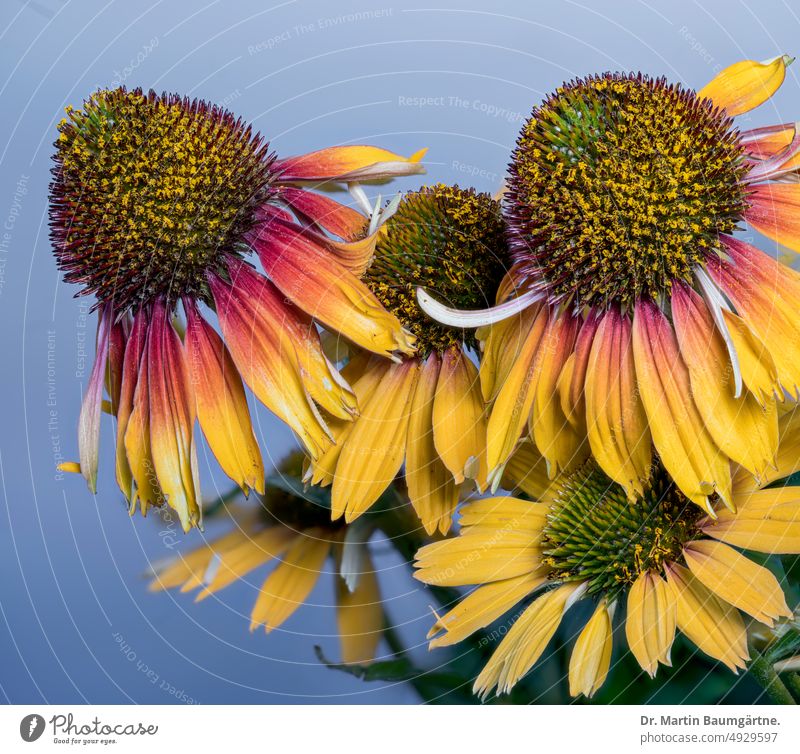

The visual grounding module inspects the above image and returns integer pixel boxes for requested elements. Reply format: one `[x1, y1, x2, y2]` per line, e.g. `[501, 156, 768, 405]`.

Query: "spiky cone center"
[542, 462, 703, 599]
[50, 87, 276, 311]
[364, 184, 508, 356]
[260, 451, 343, 532]
[507, 73, 749, 310]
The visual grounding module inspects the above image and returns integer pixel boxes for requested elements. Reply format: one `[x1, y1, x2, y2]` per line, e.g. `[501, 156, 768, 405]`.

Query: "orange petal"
[209, 263, 334, 459]
[671, 283, 777, 477]
[251, 217, 414, 357]
[331, 360, 420, 522]
[406, 353, 459, 535]
[185, 303, 264, 496]
[632, 300, 731, 511]
[585, 308, 652, 498]
[274, 145, 427, 182]
[146, 300, 201, 533]
[558, 312, 600, 429]
[432, 347, 488, 488]
[698, 55, 792, 116]
[746, 183, 800, 254]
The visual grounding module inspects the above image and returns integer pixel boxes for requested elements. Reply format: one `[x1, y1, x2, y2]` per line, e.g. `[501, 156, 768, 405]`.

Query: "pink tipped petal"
[279, 186, 366, 240]
[147, 300, 201, 533]
[745, 123, 800, 182]
[274, 145, 427, 182]
[105, 314, 127, 414]
[78, 305, 112, 493]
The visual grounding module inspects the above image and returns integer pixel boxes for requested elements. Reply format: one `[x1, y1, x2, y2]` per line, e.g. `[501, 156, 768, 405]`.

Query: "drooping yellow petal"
[698, 55, 792, 116]
[427, 573, 546, 649]
[625, 572, 676, 678]
[405, 353, 459, 535]
[500, 440, 565, 502]
[432, 347, 487, 487]
[666, 564, 749, 671]
[331, 360, 420, 522]
[702, 489, 800, 555]
[457, 497, 549, 539]
[569, 599, 614, 698]
[683, 540, 791, 626]
[336, 550, 383, 664]
[473, 583, 581, 699]
[486, 306, 549, 479]
[632, 299, 732, 512]
[671, 283, 777, 477]
[195, 527, 296, 600]
[721, 309, 780, 406]
[250, 531, 331, 632]
[586, 308, 652, 498]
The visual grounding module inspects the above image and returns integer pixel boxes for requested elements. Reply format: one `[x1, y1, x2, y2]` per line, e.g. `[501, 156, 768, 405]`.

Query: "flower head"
[150, 452, 383, 665]
[306, 184, 509, 533]
[418, 56, 800, 513]
[51, 87, 426, 530]
[414, 408, 800, 700]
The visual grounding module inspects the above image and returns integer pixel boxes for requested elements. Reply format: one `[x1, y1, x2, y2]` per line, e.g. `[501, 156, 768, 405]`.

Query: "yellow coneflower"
[149, 453, 383, 665]
[306, 185, 509, 534]
[418, 57, 800, 514]
[51, 87, 425, 531]
[413, 409, 800, 700]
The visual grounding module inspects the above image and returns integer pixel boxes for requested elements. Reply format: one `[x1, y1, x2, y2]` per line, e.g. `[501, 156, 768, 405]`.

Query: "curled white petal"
[340, 520, 370, 593]
[416, 287, 542, 328]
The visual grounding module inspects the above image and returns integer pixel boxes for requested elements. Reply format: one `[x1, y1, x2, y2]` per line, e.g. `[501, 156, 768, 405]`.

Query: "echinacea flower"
[418, 56, 800, 514]
[149, 452, 383, 665]
[51, 87, 424, 531]
[306, 185, 508, 534]
[413, 408, 800, 700]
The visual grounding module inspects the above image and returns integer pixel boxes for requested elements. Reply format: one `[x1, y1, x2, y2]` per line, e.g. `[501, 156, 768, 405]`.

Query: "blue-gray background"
[0, 0, 797, 704]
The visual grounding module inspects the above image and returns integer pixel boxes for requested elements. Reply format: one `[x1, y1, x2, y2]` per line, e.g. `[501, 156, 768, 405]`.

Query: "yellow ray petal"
[569, 598, 614, 698]
[473, 583, 581, 699]
[336, 550, 383, 664]
[250, 531, 331, 632]
[672, 284, 777, 477]
[500, 440, 565, 501]
[625, 572, 676, 677]
[666, 563, 749, 671]
[698, 55, 792, 116]
[721, 309, 780, 406]
[457, 497, 549, 538]
[682, 540, 791, 626]
[702, 495, 800, 554]
[428, 573, 546, 648]
[433, 347, 488, 487]
[632, 300, 732, 512]
[331, 360, 420, 522]
[406, 353, 459, 535]
[586, 308, 652, 498]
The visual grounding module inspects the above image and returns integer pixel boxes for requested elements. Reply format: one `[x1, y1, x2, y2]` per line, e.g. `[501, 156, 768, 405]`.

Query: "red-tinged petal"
[147, 300, 201, 533]
[105, 314, 127, 414]
[746, 183, 800, 253]
[123, 319, 163, 517]
[708, 235, 800, 394]
[116, 310, 148, 503]
[558, 312, 601, 429]
[279, 187, 365, 240]
[671, 283, 777, 477]
[742, 123, 796, 160]
[632, 299, 732, 511]
[78, 305, 112, 493]
[250, 217, 414, 356]
[274, 145, 427, 182]
[209, 263, 334, 459]
[585, 308, 652, 498]
[185, 302, 264, 496]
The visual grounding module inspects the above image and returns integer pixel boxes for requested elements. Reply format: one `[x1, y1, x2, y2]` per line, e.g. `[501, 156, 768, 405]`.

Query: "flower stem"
[783, 672, 800, 703]
[748, 654, 796, 704]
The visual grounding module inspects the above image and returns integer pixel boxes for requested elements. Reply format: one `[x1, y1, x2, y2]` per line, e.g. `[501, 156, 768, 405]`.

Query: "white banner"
[1, 705, 799, 753]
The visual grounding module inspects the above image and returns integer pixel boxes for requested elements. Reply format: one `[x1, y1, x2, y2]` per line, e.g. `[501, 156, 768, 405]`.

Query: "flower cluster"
[53, 57, 800, 701]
